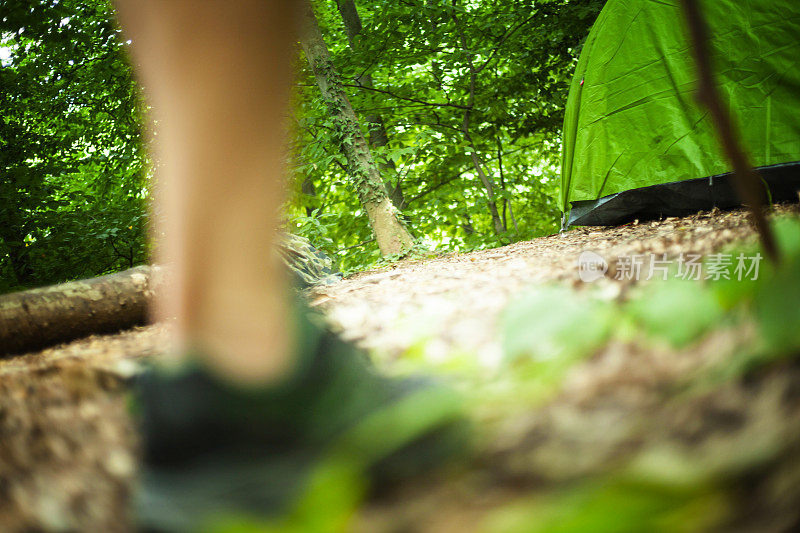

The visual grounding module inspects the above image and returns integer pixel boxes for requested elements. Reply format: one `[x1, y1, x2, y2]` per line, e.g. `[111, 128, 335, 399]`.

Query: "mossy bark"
[300, 3, 414, 255]
[335, 0, 407, 210]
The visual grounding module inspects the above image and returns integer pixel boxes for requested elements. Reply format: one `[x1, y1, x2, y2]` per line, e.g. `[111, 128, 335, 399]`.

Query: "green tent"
[560, 0, 800, 226]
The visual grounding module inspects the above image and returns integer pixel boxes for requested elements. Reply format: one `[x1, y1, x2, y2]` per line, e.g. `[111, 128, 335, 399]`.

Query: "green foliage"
[752, 220, 800, 353]
[2, 0, 603, 285]
[204, 377, 464, 533]
[485, 477, 727, 533]
[498, 216, 800, 404]
[206, 461, 366, 533]
[708, 217, 800, 370]
[289, 0, 604, 272]
[503, 285, 613, 363]
[485, 218, 800, 533]
[626, 279, 726, 348]
[0, 0, 147, 293]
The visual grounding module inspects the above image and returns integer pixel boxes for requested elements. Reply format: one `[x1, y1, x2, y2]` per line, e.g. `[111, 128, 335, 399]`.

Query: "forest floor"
[2, 205, 800, 532]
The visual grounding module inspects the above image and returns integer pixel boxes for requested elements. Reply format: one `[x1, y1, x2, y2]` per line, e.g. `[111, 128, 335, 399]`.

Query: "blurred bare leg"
[115, 0, 298, 384]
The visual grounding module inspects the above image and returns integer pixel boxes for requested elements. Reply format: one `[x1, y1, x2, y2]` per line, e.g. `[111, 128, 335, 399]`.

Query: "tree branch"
[680, 0, 778, 261]
[342, 82, 470, 109]
[407, 173, 464, 204]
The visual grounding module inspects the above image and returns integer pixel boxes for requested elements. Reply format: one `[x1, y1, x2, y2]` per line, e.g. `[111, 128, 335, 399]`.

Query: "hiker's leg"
[115, 0, 298, 383]
[115, 4, 467, 528]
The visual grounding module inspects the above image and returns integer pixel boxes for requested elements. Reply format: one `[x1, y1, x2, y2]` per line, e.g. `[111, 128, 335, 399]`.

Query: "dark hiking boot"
[131, 302, 469, 531]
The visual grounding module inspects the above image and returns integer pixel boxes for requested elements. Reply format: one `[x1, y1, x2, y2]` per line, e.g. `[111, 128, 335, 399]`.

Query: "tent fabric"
[560, 0, 800, 225]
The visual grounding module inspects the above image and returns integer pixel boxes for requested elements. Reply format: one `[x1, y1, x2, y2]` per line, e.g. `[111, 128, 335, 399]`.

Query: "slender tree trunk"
[497, 135, 518, 233]
[451, 2, 504, 235]
[301, 176, 316, 217]
[461, 214, 475, 235]
[0, 185, 35, 287]
[335, 0, 407, 210]
[507, 198, 519, 234]
[300, 3, 414, 255]
[463, 118, 504, 235]
[6, 243, 34, 287]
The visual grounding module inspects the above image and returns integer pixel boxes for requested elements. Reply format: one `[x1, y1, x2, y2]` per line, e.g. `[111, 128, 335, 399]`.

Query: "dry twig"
[680, 0, 779, 261]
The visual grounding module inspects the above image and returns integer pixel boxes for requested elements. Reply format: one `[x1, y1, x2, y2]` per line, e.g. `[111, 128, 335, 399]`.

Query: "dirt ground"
[1, 205, 799, 531]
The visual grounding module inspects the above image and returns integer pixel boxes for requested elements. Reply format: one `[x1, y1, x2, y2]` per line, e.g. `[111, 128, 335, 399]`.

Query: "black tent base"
[567, 161, 800, 226]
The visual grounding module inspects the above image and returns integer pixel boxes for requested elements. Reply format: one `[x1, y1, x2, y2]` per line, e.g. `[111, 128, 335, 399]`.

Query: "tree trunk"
[335, 0, 407, 210]
[0, 193, 35, 287]
[301, 176, 317, 217]
[300, 3, 414, 255]
[467, 145, 505, 234]
[497, 134, 518, 233]
[0, 266, 163, 356]
[451, 3, 505, 235]
[6, 243, 34, 287]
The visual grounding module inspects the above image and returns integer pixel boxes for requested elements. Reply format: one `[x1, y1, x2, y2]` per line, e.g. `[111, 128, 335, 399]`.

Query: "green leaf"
[625, 279, 724, 348]
[753, 218, 800, 353]
[502, 286, 613, 364]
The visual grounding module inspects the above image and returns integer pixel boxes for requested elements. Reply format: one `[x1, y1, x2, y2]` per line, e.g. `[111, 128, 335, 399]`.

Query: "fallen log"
[0, 266, 162, 356]
[0, 235, 340, 356]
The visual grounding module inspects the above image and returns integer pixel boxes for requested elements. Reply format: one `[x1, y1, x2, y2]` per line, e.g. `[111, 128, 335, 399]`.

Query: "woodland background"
[5, 3, 800, 531]
[0, 0, 605, 292]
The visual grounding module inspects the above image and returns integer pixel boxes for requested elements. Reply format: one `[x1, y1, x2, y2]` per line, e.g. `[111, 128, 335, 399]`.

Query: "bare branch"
[680, 0, 778, 261]
[343, 82, 470, 109]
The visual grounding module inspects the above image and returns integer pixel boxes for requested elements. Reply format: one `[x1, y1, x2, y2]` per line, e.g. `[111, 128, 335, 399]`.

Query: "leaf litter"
[2, 205, 800, 531]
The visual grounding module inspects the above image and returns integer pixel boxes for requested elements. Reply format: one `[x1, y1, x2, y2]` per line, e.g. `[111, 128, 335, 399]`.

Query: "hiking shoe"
[131, 302, 468, 531]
